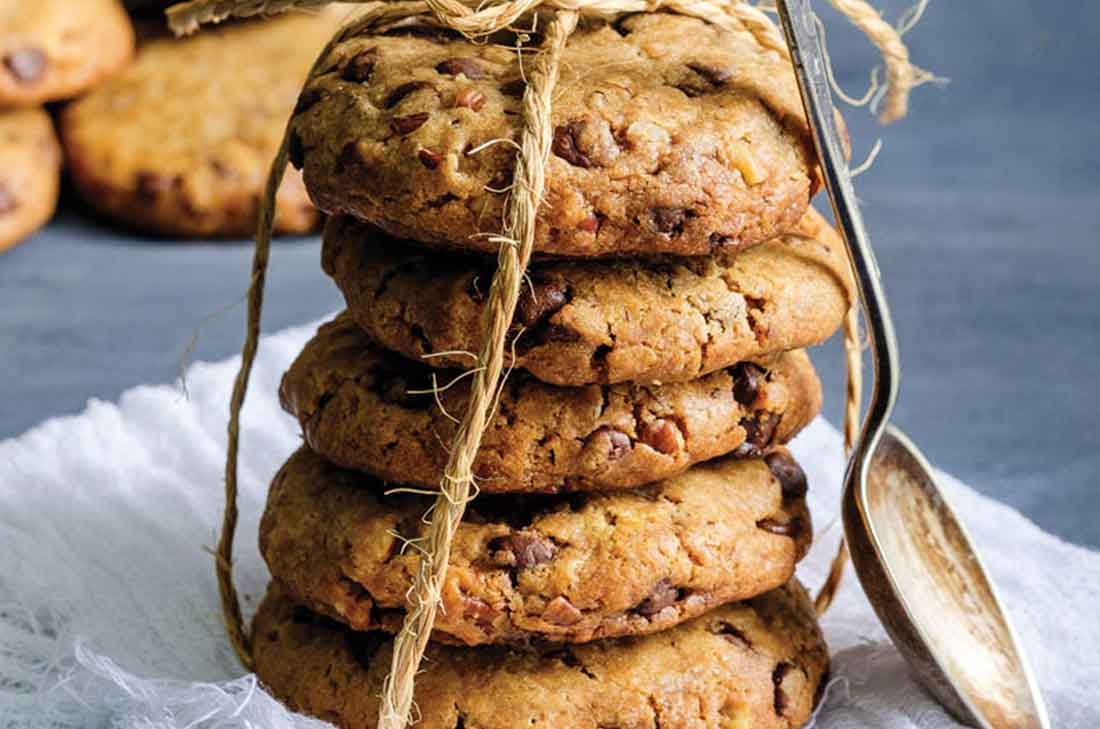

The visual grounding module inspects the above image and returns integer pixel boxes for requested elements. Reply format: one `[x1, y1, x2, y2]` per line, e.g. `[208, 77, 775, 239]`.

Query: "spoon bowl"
[844, 425, 1050, 728]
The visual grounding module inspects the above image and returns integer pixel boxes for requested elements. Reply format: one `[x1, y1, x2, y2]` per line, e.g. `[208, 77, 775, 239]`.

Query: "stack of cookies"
[253, 12, 852, 729]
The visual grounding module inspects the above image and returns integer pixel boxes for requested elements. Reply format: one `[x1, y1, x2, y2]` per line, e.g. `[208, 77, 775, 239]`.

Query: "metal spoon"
[775, 3, 1050, 727]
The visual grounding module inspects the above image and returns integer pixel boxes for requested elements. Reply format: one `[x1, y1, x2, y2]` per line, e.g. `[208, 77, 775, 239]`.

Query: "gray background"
[1, 1, 1097, 545]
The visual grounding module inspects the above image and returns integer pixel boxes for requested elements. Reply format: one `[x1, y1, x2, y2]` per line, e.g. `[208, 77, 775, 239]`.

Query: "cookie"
[0, 108, 61, 252]
[290, 12, 831, 258]
[59, 13, 343, 237]
[280, 313, 821, 493]
[261, 445, 812, 646]
[324, 208, 851, 386]
[0, 0, 133, 107]
[254, 580, 828, 729]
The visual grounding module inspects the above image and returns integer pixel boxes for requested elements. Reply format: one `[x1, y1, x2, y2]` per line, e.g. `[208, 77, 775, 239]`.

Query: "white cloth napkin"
[1, 319, 1096, 729]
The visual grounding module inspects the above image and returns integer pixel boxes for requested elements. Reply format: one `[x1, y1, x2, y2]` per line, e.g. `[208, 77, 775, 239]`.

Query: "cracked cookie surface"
[291, 12, 829, 257]
[59, 13, 343, 237]
[0, 108, 61, 252]
[261, 446, 812, 646]
[254, 580, 828, 729]
[324, 208, 851, 386]
[279, 313, 821, 493]
[0, 0, 133, 106]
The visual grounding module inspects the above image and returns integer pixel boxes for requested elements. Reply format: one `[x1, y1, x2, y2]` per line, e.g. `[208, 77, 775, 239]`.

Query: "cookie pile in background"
[0, 0, 131, 251]
[255, 13, 853, 729]
[0, 1, 342, 252]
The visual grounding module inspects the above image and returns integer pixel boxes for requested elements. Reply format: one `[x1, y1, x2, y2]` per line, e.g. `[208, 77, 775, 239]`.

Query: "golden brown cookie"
[0, 108, 61, 252]
[324, 208, 852, 386]
[279, 313, 821, 493]
[254, 580, 829, 729]
[261, 446, 812, 646]
[59, 13, 343, 237]
[290, 12, 829, 257]
[0, 0, 133, 107]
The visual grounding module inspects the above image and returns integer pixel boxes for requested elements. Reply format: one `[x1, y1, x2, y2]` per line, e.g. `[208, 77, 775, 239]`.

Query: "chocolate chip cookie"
[0, 108, 61, 252]
[291, 12, 832, 257]
[280, 313, 821, 493]
[59, 13, 343, 237]
[0, 0, 134, 107]
[254, 579, 828, 729]
[262, 446, 812, 646]
[324, 208, 851, 386]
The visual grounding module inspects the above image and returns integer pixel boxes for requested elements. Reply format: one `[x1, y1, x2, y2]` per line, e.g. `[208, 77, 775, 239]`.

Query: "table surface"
[2, 0, 1098, 547]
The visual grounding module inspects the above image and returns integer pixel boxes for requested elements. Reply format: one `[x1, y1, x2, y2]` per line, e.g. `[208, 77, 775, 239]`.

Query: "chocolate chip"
[515, 278, 569, 328]
[640, 419, 681, 455]
[732, 412, 780, 458]
[611, 14, 640, 36]
[773, 662, 793, 715]
[454, 87, 486, 111]
[635, 579, 680, 616]
[688, 62, 733, 86]
[418, 148, 443, 168]
[709, 231, 735, 248]
[287, 130, 305, 169]
[542, 596, 583, 626]
[377, 375, 414, 406]
[0, 183, 16, 216]
[372, 365, 430, 409]
[586, 426, 631, 461]
[499, 78, 526, 97]
[337, 575, 372, 602]
[436, 57, 489, 79]
[520, 322, 581, 351]
[651, 207, 687, 235]
[756, 516, 802, 538]
[385, 81, 432, 108]
[732, 362, 767, 406]
[134, 172, 176, 204]
[461, 596, 499, 630]
[427, 192, 457, 208]
[341, 49, 377, 82]
[490, 531, 557, 569]
[577, 213, 601, 233]
[392, 112, 430, 135]
[765, 451, 808, 499]
[713, 620, 752, 648]
[3, 48, 46, 84]
[552, 121, 591, 168]
[543, 647, 584, 668]
[336, 141, 363, 173]
[291, 606, 316, 624]
[345, 631, 385, 670]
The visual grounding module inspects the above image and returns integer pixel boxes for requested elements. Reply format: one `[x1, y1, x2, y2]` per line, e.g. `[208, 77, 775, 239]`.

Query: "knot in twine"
[166, 1, 921, 727]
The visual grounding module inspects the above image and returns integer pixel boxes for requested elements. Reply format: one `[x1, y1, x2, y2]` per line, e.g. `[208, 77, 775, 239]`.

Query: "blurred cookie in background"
[59, 11, 344, 238]
[0, 107, 61, 252]
[0, 0, 134, 107]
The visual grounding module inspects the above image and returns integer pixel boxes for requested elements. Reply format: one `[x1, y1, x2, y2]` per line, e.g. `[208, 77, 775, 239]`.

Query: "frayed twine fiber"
[165, 0, 918, 727]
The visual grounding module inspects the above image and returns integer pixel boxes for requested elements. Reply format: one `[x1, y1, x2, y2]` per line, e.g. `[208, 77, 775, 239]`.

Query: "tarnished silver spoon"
[775, 3, 1050, 727]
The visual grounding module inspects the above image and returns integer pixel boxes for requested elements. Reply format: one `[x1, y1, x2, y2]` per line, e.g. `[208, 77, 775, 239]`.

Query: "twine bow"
[167, 1, 920, 727]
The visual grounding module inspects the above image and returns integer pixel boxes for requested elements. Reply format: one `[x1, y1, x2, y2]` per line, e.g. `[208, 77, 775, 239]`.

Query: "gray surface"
[1, 0, 1098, 546]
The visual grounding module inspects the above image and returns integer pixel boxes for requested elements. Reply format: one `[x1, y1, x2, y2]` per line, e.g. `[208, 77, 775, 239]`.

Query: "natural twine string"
[167, 1, 914, 727]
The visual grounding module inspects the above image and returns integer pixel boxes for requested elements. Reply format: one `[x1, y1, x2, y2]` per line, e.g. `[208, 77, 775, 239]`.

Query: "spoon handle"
[775, 0, 900, 459]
